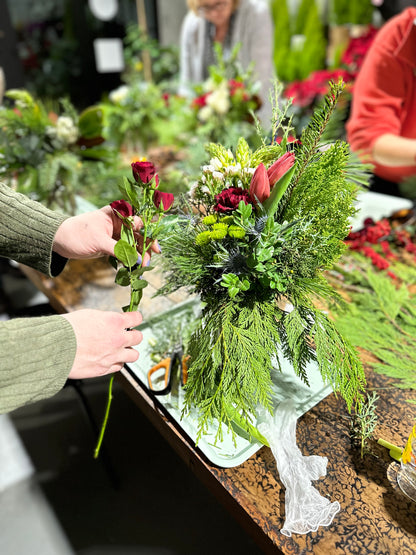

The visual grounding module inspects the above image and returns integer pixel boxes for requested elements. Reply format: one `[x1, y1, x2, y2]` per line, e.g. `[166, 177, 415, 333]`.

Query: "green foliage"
[0, 90, 117, 213]
[350, 392, 379, 457]
[271, 0, 326, 82]
[334, 265, 416, 392]
[183, 300, 280, 443]
[122, 24, 179, 85]
[329, 0, 374, 25]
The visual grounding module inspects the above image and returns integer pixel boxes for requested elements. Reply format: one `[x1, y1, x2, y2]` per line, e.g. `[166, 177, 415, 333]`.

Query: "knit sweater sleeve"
[0, 183, 68, 277]
[0, 315, 76, 413]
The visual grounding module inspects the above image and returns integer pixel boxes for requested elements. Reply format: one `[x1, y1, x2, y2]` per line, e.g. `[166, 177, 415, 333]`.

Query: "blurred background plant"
[0, 89, 118, 213]
[271, 0, 327, 84]
[122, 23, 179, 89]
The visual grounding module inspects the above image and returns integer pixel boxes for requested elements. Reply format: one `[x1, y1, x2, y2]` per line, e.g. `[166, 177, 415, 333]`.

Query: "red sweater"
[346, 7, 416, 184]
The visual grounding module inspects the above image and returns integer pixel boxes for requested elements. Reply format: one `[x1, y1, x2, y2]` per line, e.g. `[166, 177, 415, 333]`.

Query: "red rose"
[131, 161, 156, 184]
[110, 200, 134, 218]
[153, 190, 174, 211]
[214, 187, 253, 214]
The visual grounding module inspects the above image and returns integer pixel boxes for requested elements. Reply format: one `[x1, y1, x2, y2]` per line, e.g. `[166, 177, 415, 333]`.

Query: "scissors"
[147, 344, 189, 396]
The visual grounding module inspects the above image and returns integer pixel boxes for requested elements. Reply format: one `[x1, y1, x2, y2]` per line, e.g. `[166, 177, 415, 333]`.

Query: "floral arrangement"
[0, 89, 114, 213]
[189, 44, 261, 143]
[104, 81, 193, 152]
[158, 81, 367, 443]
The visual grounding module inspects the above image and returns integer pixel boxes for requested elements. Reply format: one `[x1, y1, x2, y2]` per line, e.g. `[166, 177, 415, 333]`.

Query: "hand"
[53, 206, 161, 265]
[63, 309, 143, 379]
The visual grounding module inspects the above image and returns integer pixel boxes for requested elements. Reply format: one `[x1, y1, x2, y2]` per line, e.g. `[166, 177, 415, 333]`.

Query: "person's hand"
[52, 206, 161, 266]
[63, 309, 143, 379]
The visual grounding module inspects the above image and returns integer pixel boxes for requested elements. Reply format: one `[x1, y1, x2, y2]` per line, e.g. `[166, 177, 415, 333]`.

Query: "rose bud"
[110, 200, 134, 218]
[267, 152, 295, 187]
[131, 161, 156, 184]
[153, 190, 174, 211]
[249, 163, 270, 204]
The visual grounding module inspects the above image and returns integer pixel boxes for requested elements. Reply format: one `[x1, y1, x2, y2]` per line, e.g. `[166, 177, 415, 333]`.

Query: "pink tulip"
[153, 190, 174, 211]
[249, 163, 270, 204]
[267, 152, 296, 187]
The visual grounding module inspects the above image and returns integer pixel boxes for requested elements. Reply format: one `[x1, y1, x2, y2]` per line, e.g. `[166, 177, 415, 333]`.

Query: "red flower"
[110, 200, 134, 218]
[192, 93, 210, 108]
[214, 187, 253, 214]
[229, 79, 244, 96]
[249, 164, 270, 204]
[267, 152, 296, 187]
[153, 190, 174, 211]
[132, 161, 156, 184]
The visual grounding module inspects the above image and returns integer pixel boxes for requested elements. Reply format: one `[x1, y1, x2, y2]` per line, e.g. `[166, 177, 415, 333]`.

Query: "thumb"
[100, 237, 118, 257]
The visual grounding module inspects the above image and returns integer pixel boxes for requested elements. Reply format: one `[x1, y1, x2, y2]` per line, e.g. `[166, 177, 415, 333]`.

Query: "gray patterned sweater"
[0, 184, 76, 413]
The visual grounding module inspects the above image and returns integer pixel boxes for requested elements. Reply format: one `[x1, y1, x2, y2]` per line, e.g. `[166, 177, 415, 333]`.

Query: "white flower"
[189, 181, 199, 199]
[109, 85, 130, 104]
[212, 171, 224, 181]
[210, 157, 223, 171]
[206, 83, 230, 115]
[200, 185, 210, 194]
[203, 78, 216, 93]
[202, 164, 215, 173]
[225, 163, 242, 175]
[55, 116, 78, 144]
[198, 105, 213, 122]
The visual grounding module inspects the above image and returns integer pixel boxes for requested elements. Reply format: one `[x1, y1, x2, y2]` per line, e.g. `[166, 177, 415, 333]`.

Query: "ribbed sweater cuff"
[0, 315, 77, 413]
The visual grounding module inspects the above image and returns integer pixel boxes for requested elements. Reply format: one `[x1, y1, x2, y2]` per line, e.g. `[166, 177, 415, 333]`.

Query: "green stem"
[94, 374, 115, 458]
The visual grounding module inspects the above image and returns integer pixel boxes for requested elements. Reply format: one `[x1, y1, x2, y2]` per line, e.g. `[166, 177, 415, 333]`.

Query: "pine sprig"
[278, 79, 346, 219]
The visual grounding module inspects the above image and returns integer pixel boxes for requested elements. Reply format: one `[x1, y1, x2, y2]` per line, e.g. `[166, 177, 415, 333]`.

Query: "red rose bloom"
[153, 190, 174, 211]
[132, 161, 156, 184]
[110, 200, 134, 218]
[214, 187, 253, 214]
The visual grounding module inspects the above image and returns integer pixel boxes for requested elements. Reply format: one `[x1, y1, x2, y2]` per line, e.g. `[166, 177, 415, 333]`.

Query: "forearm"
[0, 315, 76, 413]
[372, 134, 416, 167]
[0, 183, 68, 276]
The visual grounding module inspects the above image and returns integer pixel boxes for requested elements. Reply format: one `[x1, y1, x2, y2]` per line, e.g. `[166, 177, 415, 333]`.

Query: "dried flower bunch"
[158, 80, 368, 443]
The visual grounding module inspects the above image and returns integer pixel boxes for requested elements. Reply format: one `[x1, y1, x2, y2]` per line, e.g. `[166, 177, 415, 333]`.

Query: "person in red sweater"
[346, 6, 416, 197]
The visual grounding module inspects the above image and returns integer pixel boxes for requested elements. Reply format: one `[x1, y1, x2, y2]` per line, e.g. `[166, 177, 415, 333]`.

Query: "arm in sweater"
[0, 186, 148, 413]
[0, 184, 75, 412]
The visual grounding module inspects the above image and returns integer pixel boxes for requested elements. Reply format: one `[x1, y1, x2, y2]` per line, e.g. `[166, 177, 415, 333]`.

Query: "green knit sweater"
[0, 184, 77, 413]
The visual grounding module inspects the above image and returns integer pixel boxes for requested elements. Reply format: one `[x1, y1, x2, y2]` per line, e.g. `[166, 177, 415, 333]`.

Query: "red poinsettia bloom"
[284, 69, 355, 107]
[214, 187, 253, 214]
[341, 26, 378, 72]
[131, 161, 156, 184]
[110, 200, 134, 218]
[153, 190, 174, 211]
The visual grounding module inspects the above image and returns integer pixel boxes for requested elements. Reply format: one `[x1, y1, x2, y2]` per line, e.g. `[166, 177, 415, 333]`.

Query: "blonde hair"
[187, 0, 240, 14]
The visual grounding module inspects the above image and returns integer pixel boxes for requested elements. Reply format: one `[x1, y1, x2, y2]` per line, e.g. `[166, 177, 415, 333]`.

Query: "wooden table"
[19, 255, 416, 554]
